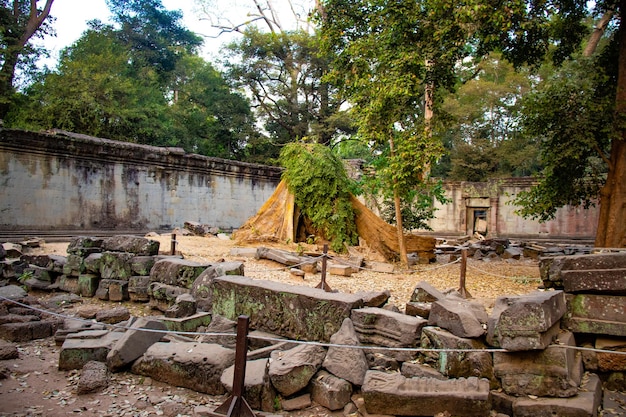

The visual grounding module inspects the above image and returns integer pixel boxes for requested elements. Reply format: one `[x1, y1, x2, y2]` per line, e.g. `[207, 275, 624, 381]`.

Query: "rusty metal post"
[458, 248, 471, 298]
[209, 315, 255, 417]
[170, 233, 177, 255]
[316, 244, 333, 292]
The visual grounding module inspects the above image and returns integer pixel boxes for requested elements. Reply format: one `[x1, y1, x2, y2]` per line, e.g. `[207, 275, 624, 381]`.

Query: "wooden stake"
[458, 248, 472, 298]
[316, 244, 333, 292]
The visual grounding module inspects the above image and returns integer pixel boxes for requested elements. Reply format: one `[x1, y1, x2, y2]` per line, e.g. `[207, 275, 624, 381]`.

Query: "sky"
[39, 0, 311, 68]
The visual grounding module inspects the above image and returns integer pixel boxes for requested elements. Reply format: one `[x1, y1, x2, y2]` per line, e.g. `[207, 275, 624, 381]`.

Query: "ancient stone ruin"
[0, 235, 624, 417]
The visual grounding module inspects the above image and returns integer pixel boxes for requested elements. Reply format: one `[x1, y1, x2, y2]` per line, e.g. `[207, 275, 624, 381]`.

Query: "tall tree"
[0, 0, 54, 119]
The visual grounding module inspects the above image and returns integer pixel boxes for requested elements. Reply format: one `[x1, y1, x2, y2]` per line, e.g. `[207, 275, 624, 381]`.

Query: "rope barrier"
[1, 295, 624, 356]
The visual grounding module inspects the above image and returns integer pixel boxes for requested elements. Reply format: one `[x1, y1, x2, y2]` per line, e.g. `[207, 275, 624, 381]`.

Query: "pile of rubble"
[0, 235, 624, 417]
[437, 237, 594, 262]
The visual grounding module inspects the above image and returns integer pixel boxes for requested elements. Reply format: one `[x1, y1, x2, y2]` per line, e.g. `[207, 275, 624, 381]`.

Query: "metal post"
[209, 316, 255, 417]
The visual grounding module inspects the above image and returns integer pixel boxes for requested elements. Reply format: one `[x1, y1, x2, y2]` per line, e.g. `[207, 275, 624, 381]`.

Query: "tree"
[0, 0, 54, 119]
[318, 0, 475, 264]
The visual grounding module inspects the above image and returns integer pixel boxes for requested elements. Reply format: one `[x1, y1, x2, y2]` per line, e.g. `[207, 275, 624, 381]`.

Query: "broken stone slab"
[501, 247, 523, 260]
[128, 275, 151, 302]
[355, 290, 390, 308]
[540, 252, 626, 293]
[191, 261, 244, 311]
[400, 362, 446, 380]
[310, 370, 353, 411]
[256, 247, 318, 272]
[2, 242, 23, 258]
[494, 331, 583, 398]
[67, 237, 104, 254]
[281, 393, 312, 411]
[221, 358, 276, 412]
[159, 312, 212, 333]
[132, 342, 235, 395]
[362, 371, 491, 416]
[54, 319, 106, 345]
[0, 318, 63, 342]
[420, 326, 495, 387]
[0, 339, 18, 360]
[99, 251, 134, 280]
[487, 290, 566, 350]
[77, 360, 109, 395]
[95, 278, 129, 301]
[410, 281, 446, 303]
[130, 256, 157, 276]
[165, 293, 197, 318]
[428, 298, 486, 338]
[150, 258, 211, 289]
[351, 307, 427, 350]
[229, 247, 258, 258]
[322, 318, 369, 386]
[562, 294, 626, 337]
[0, 284, 27, 300]
[197, 314, 236, 347]
[211, 275, 363, 342]
[148, 282, 190, 312]
[268, 343, 327, 397]
[106, 317, 166, 371]
[101, 235, 160, 256]
[59, 330, 123, 370]
[405, 301, 432, 319]
[512, 373, 602, 417]
[83, 253, 102, 274]
[95, 307, 130, 324]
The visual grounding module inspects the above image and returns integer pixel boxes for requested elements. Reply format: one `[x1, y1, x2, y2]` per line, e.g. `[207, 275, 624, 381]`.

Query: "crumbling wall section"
[0, 129, 282, 232]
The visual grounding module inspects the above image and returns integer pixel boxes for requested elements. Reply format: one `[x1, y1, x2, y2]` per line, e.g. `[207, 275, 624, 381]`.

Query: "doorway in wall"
[467, 208, 488, 236]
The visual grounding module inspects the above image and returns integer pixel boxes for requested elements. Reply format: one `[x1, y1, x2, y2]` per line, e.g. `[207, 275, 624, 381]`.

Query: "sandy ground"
[0, 234, 542, 416]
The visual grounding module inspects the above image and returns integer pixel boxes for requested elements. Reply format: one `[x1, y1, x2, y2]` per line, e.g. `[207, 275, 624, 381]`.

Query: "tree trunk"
[389, 136, 409, 265]
[594, 3, 626, 248]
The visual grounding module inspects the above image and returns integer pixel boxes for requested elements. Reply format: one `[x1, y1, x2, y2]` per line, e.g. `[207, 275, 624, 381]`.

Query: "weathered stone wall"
[0, 129, 282, 233]
[428, 178, 599, 240]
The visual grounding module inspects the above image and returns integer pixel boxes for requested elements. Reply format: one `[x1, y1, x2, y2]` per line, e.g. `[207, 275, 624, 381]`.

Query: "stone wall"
[427, 178, 599, 241]
[0, 129, 282, 233]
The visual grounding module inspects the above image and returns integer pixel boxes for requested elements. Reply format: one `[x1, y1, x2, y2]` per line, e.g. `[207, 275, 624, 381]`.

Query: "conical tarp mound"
[233, 179, 436, 262]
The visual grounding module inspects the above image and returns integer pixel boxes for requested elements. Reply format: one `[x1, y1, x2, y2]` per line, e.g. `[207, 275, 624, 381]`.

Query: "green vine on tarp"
[279, 142, 358, 252]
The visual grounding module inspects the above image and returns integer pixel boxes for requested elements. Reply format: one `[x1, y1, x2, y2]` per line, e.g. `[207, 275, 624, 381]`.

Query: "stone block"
[405, 302, 431, 318]
[420, 326, 495, 387]
[0, 319, 62, 342]
[494, 331, 583, 397]
[108, 279, 129, 302]
[310, 370, 352, 411]
[160, 312, 212, 333]
[150, 258, 210, 288]
[595, 337, 626, 372]
[211, 275, 363, 342]
[106, 317, 166, 371]
[99, 251, 134, 280]
[132, 342, 234, 395]
[269, 344, 326, 396]
[148, 282, 190, 312]
[221, 358, 276, 412]
[512, 373, 602, 417]
[323, 318, 369, 386]
[78, 274, 99, 297]
[228, 247, 258, 258]
[540, 252, 626, 292]
[351, 307, 427, 348]
[191, 261, 244, 311]
[59, 331, 123, 370]
[281, 393, 312, 411]
[328, 263, 353, 276]
[362, 371, 491, 416]
[356, 290, 390, 308]
[58, 275, 79, 294]
[95, 307, 130, 324]
[101, 235, 160, 256]
[428, 298, 485, 338]
[63, 254, 85, 276]
[77, 361, 109, 395]
[128, 275, 151, 302]
[83, 253, 102, 274]
[410, 281, 446, 303]
[487, 290, 566, 350]
[130, 256, 157, 276]
[562, 294, 626, 337]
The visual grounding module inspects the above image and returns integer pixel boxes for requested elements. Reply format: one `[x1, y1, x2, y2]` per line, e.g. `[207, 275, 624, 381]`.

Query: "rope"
[1, 295, 624, 356]
[467, 264, 541, 281]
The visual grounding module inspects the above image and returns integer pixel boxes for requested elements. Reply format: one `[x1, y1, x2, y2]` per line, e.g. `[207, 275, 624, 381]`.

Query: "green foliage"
[279, 142, 358, 252]
[511, 52, 615, 221]
[223, 27, 354, 163]
[379, 181, 450, 231]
